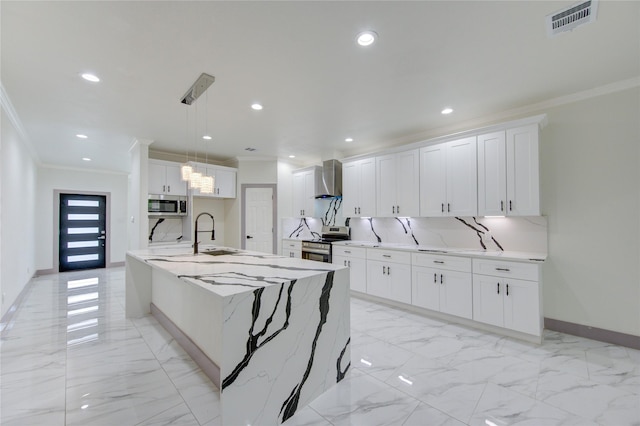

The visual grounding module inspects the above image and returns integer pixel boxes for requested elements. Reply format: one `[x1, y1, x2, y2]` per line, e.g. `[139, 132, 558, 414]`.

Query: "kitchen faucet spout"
[194, 212, 215, 254]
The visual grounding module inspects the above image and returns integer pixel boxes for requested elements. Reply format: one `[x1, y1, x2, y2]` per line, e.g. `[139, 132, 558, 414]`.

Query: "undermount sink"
[201, 249, 237, 256]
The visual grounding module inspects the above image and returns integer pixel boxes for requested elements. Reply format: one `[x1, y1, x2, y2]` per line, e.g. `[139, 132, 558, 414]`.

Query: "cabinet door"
[387, 262, 411, 304]
[439, 269, 473, 319]
[366, 260, 389, 299]
[395, 150, 420, 217]
[376, 154, 397, 217]
[148, 163, 166, 194]
[472, 274, 504, 327]
[477, 131, 506, 216]
[420, 145, 446, 216]
[503, 278, 540, 336]
[506, 125, 540, 216]
[359, 158, 377, 217]
[213, 168, 236, 198]
[446, 137, 477, 217]
[164, 163, 187, 196]
[292, 172, 306, 217]
[335, 255, 367, 293]
[342, 161, 360, 217]
[411, 266, 440, 311]
[303, 170, 316, 216]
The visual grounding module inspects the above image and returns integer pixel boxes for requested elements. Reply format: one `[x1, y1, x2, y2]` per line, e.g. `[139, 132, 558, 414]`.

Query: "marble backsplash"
[148, 217, 185, 243]
[282, 205, 547, 253]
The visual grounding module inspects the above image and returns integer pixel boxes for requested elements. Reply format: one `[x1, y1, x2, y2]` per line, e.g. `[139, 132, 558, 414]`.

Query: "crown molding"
[0, 82, 41, 164]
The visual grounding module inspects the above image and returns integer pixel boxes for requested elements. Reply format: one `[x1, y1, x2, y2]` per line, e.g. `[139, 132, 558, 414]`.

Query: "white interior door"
[245, 187, 274, 253]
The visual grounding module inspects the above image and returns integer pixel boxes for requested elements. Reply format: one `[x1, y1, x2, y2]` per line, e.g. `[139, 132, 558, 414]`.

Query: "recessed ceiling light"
[76, 134, 88, 139]
[441, 107, 454, 115]
[81, 73, 100, 83]
[289, 155, 296, 158]
[82, 157, 91, 161]
[251, 103, 263, 110]
[356, 31, 378, 47]
[202, 135, 212, 140]
[345, 137, 354, 143]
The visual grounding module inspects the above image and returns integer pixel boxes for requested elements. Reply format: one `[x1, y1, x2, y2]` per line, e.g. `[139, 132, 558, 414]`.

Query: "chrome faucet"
[194, 212, 215, 254]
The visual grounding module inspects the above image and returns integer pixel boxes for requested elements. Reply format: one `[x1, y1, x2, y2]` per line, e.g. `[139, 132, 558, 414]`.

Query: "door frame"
[53, 190, 112, 273]
[240, 184, 277, 253]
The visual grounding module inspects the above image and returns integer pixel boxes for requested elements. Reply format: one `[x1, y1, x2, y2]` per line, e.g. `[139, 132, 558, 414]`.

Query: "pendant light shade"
[200, 175, 214, 194]
[181, 164, 193, 181]
[189, 172, 202, 189]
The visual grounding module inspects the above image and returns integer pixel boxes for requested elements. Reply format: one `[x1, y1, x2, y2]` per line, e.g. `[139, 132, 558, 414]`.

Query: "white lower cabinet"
[472, 258, 541, 336]
[332, 246, 367, 293]
[281, 240, 301, 258]
[411, 253, 472, 319]
[366, 249, 411, 304]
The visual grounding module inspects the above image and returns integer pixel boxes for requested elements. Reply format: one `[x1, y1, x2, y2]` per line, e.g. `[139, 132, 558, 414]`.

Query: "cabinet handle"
[382, 266, 387, 275]
[509, 200, 513, 211]
[344, 260, 347, 266]
[497, 282, 500, 294]
[344, 250, 351, 254]
[506, 284, 510, 296]
[168, 185, 171, 192]
[383, 254, 391, 258]
[397, 205, 400, 214]
[358, 207, 361, 214]
[355, 207, 358, 214]
[447, 203, 451, 213]
[433, 273, 437, 283]
[495, 267, 511, 272]
[163, 185, 166, 192]
[433, 260, 444, 264]
[348, 260, 351, 267]
[440, 274, 443, 284]
[388, 266, 391, 275]
[392, 206, 396, 214]
[500, 200, 504, 212]
[441, 203, 444, 213]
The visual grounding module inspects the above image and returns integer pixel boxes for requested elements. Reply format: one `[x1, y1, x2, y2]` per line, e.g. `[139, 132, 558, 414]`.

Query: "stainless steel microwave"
[148, 195, 187, 216]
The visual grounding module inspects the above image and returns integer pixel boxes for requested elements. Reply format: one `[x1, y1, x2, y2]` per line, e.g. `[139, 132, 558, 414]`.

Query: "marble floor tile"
[2, 267, 640, 426]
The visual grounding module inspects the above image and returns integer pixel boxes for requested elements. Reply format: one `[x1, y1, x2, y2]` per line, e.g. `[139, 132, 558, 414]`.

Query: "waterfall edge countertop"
[125, 245, 351, 425]
[127, 244, 345, 297]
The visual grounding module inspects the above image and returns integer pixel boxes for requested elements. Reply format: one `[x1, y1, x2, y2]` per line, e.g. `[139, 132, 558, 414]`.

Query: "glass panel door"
[59, 194, 107, 272]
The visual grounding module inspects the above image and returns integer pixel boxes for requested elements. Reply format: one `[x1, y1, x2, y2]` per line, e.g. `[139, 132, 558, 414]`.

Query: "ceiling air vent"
[546, 0, 598, 37]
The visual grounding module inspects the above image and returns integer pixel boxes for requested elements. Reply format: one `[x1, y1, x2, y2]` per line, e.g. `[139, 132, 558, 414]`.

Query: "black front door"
[59, 194, 107, 272]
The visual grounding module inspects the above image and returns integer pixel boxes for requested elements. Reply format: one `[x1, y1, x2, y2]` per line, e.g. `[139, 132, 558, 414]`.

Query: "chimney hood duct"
[315, 159, 342, 198]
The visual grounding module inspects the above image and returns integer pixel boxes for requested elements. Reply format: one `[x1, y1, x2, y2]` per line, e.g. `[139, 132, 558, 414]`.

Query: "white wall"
[0, 107, 37, 318]
[36, 167, 128, 272]
[539, 87, 640, 336]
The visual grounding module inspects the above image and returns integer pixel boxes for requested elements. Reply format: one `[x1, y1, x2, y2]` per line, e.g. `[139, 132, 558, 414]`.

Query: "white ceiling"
[2, 1, 639, 173]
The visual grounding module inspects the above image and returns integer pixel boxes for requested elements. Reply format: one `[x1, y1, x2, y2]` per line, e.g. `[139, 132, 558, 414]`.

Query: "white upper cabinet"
[376, 149, 420, 217]
[148, 160, 187, 196]
[342, 157, 376, 217]
[292, 166, 320, 218]
[190, 162, 237, 199]
[420, 137, 477, 217]
[507, 125, 540, 216]
[477, 124, 539, 216]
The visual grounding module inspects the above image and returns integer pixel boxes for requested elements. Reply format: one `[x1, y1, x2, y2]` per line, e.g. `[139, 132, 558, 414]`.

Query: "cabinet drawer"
[367, 248, 411, 264]
[473, 258, 539, 281]
[333, 245, 367, 259]
[282, 240, 302, 250]
[412, 253, 471, 272]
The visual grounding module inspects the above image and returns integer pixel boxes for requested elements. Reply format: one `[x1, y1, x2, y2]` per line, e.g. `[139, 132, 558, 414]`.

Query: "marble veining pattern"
[2, 267, 639, 425]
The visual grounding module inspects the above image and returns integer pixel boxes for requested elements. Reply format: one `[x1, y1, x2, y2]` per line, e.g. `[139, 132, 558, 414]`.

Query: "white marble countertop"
[127, 244, 345, 297]
[332, 240, 547, 263]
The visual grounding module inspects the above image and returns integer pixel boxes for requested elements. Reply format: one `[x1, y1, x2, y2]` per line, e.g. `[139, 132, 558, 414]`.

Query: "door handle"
[246, 235, 253, 239]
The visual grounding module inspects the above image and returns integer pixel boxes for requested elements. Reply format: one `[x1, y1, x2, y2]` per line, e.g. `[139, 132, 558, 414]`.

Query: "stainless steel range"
[301, 226, 350, 263]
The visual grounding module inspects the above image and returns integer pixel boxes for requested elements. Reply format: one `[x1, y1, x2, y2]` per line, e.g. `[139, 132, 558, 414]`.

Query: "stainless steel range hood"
[315, 159, 342, 198]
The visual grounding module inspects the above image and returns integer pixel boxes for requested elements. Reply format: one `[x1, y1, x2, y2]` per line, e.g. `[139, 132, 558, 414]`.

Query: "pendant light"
[199, 90, 215, 194]
[181, 107, 193, 181]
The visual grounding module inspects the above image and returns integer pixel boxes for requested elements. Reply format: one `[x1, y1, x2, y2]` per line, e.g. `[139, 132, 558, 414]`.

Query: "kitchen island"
[125, 245, 350, 425]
